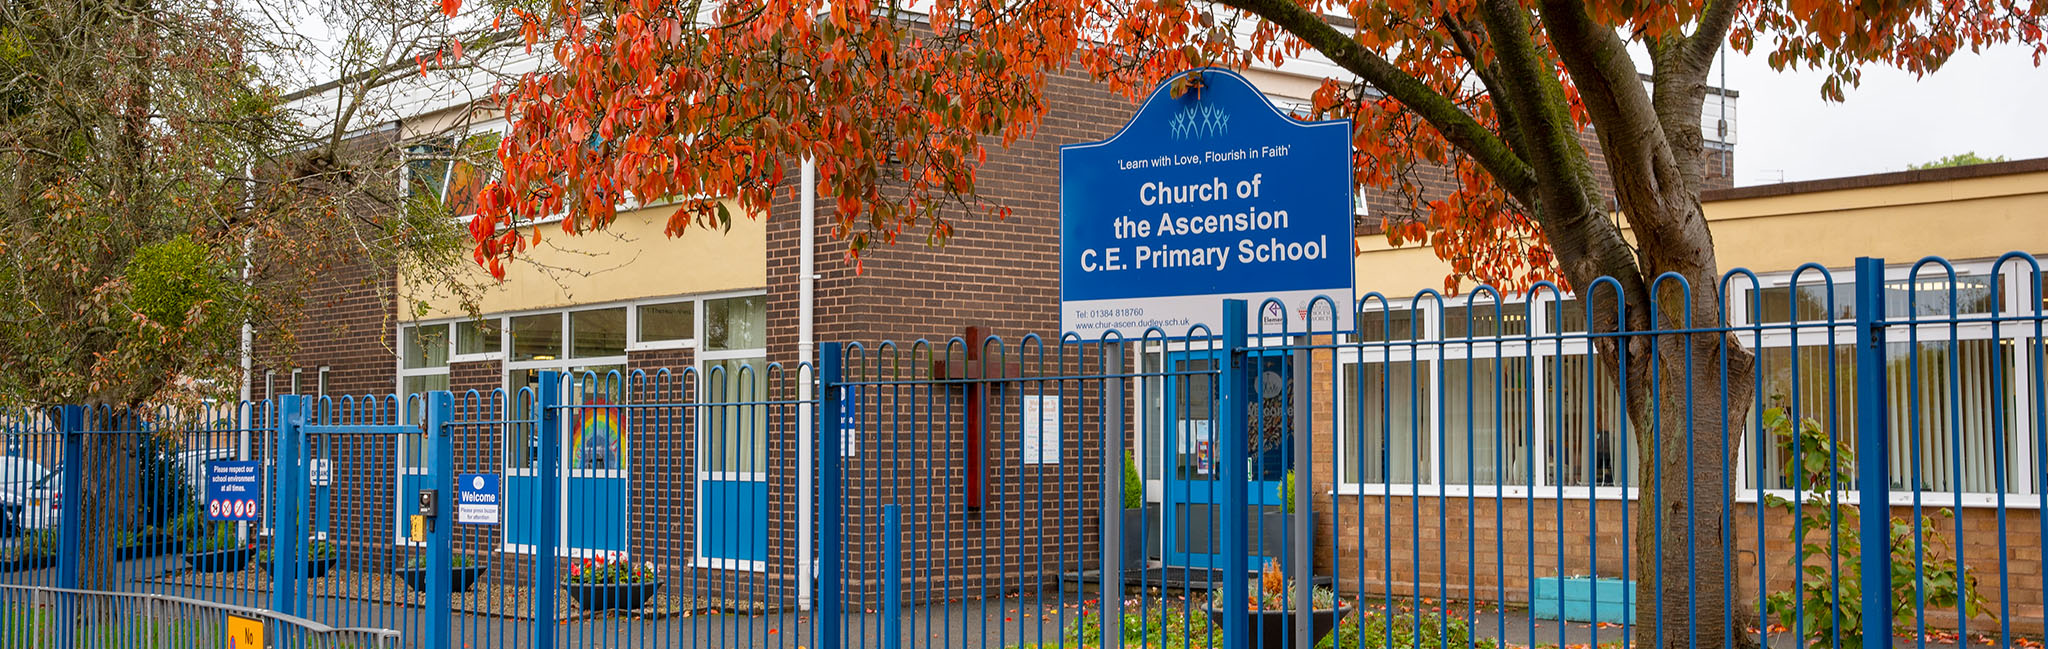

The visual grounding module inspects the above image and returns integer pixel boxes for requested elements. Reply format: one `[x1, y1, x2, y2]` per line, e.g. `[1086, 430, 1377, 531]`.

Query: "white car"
[0, 456, 47, 492]
[6, 448, 240, 533]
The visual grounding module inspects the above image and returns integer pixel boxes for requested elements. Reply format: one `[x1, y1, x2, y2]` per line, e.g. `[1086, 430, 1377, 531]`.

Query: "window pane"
[1755, 283, 1855, 324]
[401, 374, 448, 468]
[706, 295, 766, 351]
[1883, 273, 2001, 318]
[569, 364, 626, 470]
[570, 308, 627, 358]
[705, 357, 768, 474]
[1342, 360, 1430, 485]
[1442, 356, 1532, 486]
[506, 369, 539, 470]
[403, 325, 449, 369]
[456, 319, 501, 356]
[1547, 355, 1633, 488]
[637, 301, 695, 342]
[404, 142, 452, 210]
[1748, 345, 1856, 490]
[1355, 310, 1419, 342]
[1443, 303, 1529, 338]
[510, 314, 562, 362]
[1882, 339, 2017, 494]
[443, 133, 502, 218]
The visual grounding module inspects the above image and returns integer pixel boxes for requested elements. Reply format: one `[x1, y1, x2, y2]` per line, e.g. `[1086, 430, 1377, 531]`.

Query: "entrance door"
[1161, 350, 1292, 571]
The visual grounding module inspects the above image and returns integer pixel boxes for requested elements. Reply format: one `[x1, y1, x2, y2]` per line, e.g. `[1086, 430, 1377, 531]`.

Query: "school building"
[255, 58, 2046, 632]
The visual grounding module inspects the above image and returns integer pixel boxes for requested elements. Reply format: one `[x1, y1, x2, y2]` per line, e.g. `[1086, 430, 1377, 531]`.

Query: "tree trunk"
[1611, 200, 1759, 649]
[78, 407, 141, 592]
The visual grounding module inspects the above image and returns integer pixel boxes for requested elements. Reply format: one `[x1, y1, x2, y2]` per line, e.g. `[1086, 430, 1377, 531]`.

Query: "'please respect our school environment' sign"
[1060, 68, 1356, 336]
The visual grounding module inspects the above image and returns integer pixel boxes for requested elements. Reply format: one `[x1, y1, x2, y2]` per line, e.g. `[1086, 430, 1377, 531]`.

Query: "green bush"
[1758, 402, 1992, 649]
[1320, 612, 1500, 649]
[1122, 452, 1143, 510]
[185, 524, 246, 554]
[4, 530, 57, 560]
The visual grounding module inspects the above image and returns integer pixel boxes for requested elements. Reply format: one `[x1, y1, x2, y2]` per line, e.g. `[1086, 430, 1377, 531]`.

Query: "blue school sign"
[1060, 68, 1355, 336]
[204, 461, 262, 521]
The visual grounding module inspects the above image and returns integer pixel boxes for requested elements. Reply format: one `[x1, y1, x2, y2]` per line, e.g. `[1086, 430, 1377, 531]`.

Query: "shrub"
[1758, 402, 1992, 649]
[1122, 453, 1143, 510]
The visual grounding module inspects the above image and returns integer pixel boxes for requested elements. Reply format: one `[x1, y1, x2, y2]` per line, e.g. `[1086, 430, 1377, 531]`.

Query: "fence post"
[1218, 299, 1249, 649]
[882, 503, 902, 649]
[533, 371, 562, 649]
[53, 405, 83, 649]
[1100, 341, 1124, 649]
[1852, 257, 1893, 649]
[272, 394, 304, 617]
[816, 342, 844, 649]
[54, 405, 84, 591]
[424, 390, 454, 649]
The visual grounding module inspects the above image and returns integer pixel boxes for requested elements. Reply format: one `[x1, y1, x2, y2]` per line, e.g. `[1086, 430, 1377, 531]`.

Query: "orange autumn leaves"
[437, 0, 2044, 291]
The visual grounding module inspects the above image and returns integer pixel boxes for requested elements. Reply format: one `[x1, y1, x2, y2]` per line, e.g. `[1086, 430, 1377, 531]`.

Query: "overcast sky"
[1714, 42, 2048, 186]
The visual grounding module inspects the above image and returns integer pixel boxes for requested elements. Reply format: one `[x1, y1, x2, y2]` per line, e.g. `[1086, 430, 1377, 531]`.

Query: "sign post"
[1061, 68, 1355, 649]
[1060, 67, 1355, 336]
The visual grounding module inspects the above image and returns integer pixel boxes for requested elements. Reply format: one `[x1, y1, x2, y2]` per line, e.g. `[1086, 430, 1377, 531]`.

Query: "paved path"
[4, 555, 2025, 648]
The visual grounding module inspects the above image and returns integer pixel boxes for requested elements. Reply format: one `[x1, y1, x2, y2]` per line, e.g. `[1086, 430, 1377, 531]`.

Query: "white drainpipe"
[796, 157, 817, 611]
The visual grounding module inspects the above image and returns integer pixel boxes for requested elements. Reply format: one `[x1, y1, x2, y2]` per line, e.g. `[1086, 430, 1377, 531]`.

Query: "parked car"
[7, 447, 241, 533]
[0, 456, 47, 491]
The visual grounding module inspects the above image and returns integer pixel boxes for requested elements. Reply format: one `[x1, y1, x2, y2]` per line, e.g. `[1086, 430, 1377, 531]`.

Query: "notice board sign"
[1060, 68, 1355, 336]
[204, 461, 262, 521]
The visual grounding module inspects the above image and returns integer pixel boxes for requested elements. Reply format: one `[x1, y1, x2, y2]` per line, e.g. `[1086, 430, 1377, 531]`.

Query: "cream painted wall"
[1354, 170, 2048, 298]
[400, 202, 768, 321]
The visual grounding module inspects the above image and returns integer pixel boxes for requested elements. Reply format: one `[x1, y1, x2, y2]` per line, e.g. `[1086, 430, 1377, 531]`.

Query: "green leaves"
[1759, 402, 1993, 648]
[124, 235, 227, 329]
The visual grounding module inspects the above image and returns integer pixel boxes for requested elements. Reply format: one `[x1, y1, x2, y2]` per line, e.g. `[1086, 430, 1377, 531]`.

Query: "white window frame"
[693, 289, 770, 571]
[500, 305, 631, 556]
[1328, 291, 1650, 502]
[393, 321, 452, 546]
[1728, 259, 2043, 509]
[628, 297, 700, 352]
[396, 291, 762, 556]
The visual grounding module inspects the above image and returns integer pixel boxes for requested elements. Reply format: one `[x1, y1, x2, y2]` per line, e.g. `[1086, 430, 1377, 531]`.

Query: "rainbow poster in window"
[571, 399, 622, 470]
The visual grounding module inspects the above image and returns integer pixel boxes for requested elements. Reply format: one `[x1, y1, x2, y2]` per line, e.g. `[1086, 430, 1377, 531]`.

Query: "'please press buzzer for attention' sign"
[1060, 68, 1355, 336]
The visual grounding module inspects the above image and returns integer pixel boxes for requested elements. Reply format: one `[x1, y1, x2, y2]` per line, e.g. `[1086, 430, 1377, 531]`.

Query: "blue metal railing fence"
[2, 252, 2044, 649]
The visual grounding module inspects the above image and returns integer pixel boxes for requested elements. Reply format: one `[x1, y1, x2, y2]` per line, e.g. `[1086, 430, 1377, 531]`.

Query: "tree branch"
[1211, 0, 1539, 206]
[1439, 12, 1527, 161]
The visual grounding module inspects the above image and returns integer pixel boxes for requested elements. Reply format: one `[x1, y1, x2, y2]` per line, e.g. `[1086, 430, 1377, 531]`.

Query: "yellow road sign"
[225, 613, 265, 649]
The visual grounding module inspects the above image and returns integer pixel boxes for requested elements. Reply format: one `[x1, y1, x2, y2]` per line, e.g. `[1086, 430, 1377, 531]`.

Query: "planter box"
[260, 556, 339, 580]
[564, 580, 662, 612]
[1205, 604, 1351, 649]
[397, 565, 489, 594]
[183, 547, 257, 573]
[1532, 576, 1634, 624]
